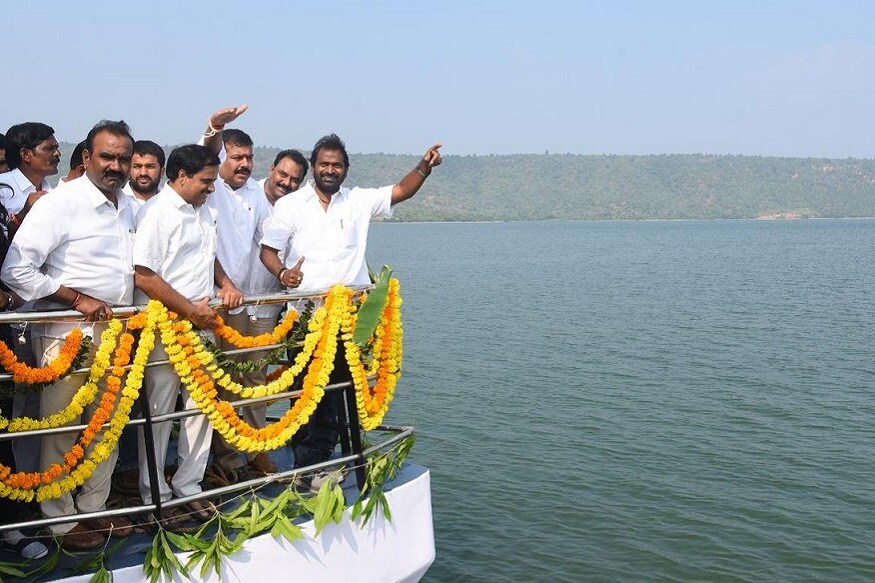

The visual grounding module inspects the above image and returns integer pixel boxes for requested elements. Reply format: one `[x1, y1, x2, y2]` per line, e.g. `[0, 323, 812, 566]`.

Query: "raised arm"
[391, 143, 443, 205]
[202, 104, 250, 154]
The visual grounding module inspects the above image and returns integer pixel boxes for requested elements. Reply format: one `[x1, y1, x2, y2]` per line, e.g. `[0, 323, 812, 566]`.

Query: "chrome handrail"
[0, 284, 403, 536]
[3, 425, 414, 534]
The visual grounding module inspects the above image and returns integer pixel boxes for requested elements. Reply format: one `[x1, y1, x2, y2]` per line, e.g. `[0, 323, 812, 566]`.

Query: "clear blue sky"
[4, 0, 873, 157]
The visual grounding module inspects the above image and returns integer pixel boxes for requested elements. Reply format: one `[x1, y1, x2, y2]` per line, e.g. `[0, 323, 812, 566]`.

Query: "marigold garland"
[0, 328, 86, 385]
[0, 323, 121, 432]
[213, 309, 299, 348]
[343, 279, 404, 430]
[158, 287, 348, 452]
[0, 281, 405, 500]
[0, 314, 151, 501]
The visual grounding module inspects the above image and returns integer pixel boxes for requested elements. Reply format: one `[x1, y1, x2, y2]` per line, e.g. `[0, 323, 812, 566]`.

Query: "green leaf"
[248, 498, 261, 535]
[331, 485, 345, 523]
[164, 530, 194, 553]
[160, 530, 190, 578]
[352, 267, 393, 346]
[351, 498, 363, 520]
[182, 534, 210, 552]
[88, 564, 110, 583]
[0, 564, 26, 577]
[381, 491, 393, 521]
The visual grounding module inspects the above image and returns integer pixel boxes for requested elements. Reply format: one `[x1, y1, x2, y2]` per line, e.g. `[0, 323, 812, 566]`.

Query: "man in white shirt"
[57, 141, 86, 185]
[122, 140, 164, 220]
[133, 144, 243, 518]
[0, 125, 66, 485]
[198, 106, 275, 478]
[0, 122, 61, 218]
[221, 149, 309, 477]
[262, 149, 308, 206]
[260, 133, 442, 473]
[1, 120, 137, 550]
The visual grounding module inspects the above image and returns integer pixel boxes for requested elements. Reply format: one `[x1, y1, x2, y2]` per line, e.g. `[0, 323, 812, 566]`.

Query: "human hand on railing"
[187, 297, 219, 330]
[216, 283, 244, 310]
[74, 294, 112, 322]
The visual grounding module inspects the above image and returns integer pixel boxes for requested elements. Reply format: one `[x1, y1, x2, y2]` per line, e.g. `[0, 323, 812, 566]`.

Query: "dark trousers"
[291, 345, 352, 469]
[0, 395, 23, 524]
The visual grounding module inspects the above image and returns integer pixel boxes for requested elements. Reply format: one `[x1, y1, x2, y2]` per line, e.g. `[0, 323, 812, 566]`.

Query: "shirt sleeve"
[260, 198, 296, 251]
[253, 194, 272, 245]
[0, 196, 66, 301]
[355, 185, 394, 220]
[132, 210, 167, 273]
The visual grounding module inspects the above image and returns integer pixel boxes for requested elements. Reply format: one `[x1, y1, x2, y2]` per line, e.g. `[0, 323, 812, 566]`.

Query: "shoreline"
[377, 216, 875, 225]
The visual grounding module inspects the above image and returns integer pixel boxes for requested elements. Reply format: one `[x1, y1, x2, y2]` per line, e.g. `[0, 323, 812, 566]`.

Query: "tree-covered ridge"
[60, 144, 875, 220]
[349, 152, 875, 221]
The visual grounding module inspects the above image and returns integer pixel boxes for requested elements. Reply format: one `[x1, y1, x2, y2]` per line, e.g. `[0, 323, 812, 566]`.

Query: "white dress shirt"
[1, 175, 135, 308]
[246, 179, 284, 318]
[0, 168, 52, 214]
[133, 185, 218, 303]
[207, 176, 271, 314]
[121, 183, 153, 222]
[260, 180, 393, 295]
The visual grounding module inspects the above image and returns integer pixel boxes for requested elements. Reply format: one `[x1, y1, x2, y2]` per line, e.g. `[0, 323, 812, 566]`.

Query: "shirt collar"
[9, 168, 36, 192]
[82, 177, 129, 211]
[303, 180, 347, 204]
[164, 184, 194, 211]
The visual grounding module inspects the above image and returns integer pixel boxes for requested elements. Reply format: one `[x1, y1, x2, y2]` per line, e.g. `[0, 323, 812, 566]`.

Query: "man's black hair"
[166, 144, 220, 181]
[273, 149, 309, 177]
[133, 140, 166, 167]
[85, 120, 134, 152]
[4, 122, 55, 170]
[310, 134, 349, 168]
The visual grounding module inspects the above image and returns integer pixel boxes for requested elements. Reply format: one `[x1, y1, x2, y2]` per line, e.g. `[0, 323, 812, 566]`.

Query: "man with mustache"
[199, 105, 276, 479]
[1, 120, 137, 549]
[0, 122, 61, 219]
[122, 140, 165, 220]
[260, 133, 442, 487]
[261, 149, 308, 206]
[133, 144, 243, 520]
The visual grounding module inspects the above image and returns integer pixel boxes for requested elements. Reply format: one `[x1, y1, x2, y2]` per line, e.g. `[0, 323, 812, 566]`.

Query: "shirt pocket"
[202, 220, 218, 258]
[335, 215, 358, 248]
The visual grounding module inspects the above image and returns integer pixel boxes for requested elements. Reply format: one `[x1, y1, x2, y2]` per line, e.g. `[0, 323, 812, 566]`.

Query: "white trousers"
[35, 325, 118, 535]
[137, 334, 213, 504]
[211, 312, 274, 470]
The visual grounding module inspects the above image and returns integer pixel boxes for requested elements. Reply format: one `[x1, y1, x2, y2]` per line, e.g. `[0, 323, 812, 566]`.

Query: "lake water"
[367, 219, 874, 582]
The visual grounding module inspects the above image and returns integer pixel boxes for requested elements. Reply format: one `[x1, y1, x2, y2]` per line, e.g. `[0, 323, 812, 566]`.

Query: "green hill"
[58, 144, 875, 221]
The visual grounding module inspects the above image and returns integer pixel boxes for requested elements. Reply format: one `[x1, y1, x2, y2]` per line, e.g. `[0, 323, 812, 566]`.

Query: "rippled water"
[367, 219, 874, 582]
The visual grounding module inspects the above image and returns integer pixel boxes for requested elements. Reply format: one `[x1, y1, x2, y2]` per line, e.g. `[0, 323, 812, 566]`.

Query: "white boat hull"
[54, 467, 434, 583]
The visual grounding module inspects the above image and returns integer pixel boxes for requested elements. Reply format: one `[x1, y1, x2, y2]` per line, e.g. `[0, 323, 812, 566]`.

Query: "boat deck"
[2, 450, 433, 582]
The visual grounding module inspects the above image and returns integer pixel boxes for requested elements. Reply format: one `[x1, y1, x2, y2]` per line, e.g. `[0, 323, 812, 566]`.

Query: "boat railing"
[0, 288, 408, 534]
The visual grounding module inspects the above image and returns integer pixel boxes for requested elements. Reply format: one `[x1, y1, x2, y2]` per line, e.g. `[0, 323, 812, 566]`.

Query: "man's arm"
[391, 143, 443, 205]
[260, 246, 304, 288]
[213, 259, 244, 308]
[202, 104, 249, 154]
[134, 265, 217, 330]
[46, 285, 111, 321]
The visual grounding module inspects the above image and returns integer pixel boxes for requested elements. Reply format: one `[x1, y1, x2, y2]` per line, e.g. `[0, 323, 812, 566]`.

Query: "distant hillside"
[58, 144, 875, 221]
